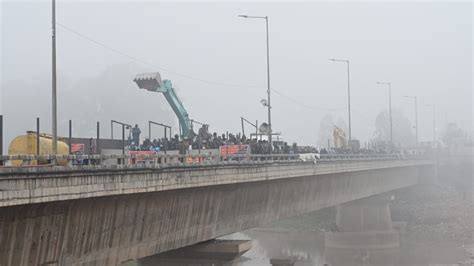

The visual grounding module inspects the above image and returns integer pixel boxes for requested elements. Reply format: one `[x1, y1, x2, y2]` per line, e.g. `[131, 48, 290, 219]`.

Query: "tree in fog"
[442, 122, 468, 149]
[373, 109, 415, 147]
[439, 122, 472, 199]
[318, 115, 333, 148]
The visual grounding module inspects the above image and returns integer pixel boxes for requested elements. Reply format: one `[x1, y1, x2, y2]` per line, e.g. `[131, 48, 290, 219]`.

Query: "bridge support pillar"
[325, 195, 399, 250]
[270, 257, 296, 266]
[131, 239, 252, 266]
[324, 195, 400, 265]
[336, 194, 393, 233]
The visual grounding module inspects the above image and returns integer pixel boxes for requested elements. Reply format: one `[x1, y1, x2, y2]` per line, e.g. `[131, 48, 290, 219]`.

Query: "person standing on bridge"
[132, 124, 141, 148]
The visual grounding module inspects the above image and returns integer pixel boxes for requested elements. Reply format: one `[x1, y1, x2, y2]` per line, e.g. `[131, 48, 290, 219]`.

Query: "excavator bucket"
[133, 72, 164, 92]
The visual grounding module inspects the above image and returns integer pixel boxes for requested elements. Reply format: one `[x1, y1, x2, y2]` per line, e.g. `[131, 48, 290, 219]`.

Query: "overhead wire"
[56, 22, 261, 89]
[56, 22, 348, 113]
[270, 88, 347, 111]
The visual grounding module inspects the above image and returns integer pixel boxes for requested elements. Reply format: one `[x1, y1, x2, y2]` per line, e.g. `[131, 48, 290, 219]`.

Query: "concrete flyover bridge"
[0, 153, 434, 265]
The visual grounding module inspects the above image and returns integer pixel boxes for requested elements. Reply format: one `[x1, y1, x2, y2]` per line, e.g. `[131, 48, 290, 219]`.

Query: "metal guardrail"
[0, 153, 431, 170]
[319, 154, 413, 161]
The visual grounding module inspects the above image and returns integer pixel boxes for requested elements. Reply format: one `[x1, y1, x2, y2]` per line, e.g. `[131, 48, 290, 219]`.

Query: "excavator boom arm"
[161, 80, 190, 137]
[133, 72, 191, 138]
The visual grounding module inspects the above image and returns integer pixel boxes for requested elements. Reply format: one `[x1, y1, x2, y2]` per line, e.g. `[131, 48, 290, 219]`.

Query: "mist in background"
[1, 1, 472, 152]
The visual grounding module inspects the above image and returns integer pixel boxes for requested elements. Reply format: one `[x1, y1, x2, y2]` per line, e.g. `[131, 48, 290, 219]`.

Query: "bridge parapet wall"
[0, 159, 432, 207]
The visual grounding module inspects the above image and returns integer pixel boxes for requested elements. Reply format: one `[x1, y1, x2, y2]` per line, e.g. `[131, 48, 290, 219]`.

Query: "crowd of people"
[130, 132, 296, 154]
[128, 125, 403, 155]
[128, 125, 315, 155]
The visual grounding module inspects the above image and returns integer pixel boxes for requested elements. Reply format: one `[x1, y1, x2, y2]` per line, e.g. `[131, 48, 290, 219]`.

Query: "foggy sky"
[1, 1, 472, 151]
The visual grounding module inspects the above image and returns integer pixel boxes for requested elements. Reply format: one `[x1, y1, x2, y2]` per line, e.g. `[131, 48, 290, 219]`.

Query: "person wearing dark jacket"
[132, 124, 141, 147]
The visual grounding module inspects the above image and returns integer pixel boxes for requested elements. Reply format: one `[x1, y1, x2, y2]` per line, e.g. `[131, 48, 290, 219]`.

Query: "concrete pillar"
[325, 195, 399, 250]
[324, 195, 400, 265]
[336, 195, 393, 232]
[133, 239, 252, 266]
[270, 257, 296, 266]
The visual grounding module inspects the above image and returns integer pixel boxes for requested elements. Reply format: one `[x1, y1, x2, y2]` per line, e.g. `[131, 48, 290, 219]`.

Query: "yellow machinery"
[333, 126, 347, 149]
[8, 131, 69, 166]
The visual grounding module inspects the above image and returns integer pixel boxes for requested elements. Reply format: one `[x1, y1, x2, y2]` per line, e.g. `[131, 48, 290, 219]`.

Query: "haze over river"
[222, 227, 470, 266]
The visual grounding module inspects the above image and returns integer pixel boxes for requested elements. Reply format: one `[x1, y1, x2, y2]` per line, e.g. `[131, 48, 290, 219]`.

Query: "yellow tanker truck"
[8, 131, 69, 166]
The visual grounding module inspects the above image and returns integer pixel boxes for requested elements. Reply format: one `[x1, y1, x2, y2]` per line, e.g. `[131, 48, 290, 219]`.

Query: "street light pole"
[265, 17, 272, 153]
[52, 0, 58, 156]
[404, 95, 418, 145]
[377, 82, 393, 147]
[239, 15, 272, 154]
[426, 104, 436, 148]
[329, 59, 351, 143]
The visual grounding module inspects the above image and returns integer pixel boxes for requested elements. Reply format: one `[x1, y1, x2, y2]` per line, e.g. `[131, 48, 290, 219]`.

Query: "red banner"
[219, 144, 250, 156]
[128, 151, 157, 164]
[71, 143, 85, 153]
[185, 156, 204, 164]
[128, 151, 157, 156]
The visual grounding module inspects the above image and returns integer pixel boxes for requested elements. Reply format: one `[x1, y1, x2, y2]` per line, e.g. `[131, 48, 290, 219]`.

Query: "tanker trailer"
[8, 131, 69, 166]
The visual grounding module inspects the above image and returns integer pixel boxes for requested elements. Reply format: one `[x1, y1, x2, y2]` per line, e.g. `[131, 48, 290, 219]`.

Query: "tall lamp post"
[238, 14, 272, 154]
[404, 95, 418, 145]
[329, 58, 351, 143]
[376, 82, 393, 147]
[425, 104, 436, 148]
[52, 0, 58, 156]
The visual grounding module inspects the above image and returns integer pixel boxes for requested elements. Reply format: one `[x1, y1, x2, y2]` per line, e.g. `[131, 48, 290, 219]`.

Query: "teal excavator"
[133, 72, 192, 138]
